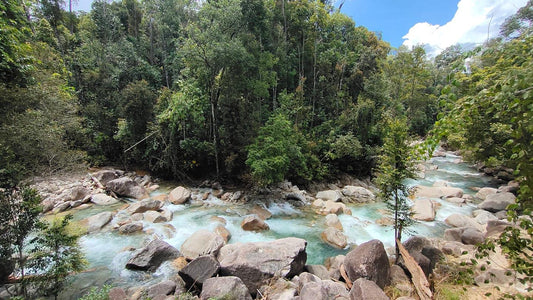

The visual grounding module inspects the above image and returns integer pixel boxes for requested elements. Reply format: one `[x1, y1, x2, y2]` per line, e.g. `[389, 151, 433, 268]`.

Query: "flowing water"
[62, 153, 498, 298]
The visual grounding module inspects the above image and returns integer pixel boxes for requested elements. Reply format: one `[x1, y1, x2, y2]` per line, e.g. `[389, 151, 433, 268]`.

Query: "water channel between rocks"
[63, 153, 496, 298]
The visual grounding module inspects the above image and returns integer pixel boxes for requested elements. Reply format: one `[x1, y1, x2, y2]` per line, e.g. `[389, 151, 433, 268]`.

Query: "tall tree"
[375, 117, 417, 261]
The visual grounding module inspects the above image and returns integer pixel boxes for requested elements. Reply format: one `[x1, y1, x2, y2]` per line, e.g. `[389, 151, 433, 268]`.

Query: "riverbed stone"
[180, 229, 225, 260]
[200, 276, 252, 300]
[127, 199, 163, 214]
[106, 177, 149, 199]
[168, 186, 191, 204]
[93, 169, 123, 185]
[250, 205, 272, 220]
[214, 224, 231, 242]
[341, 186, 375, 203]
[144, 210, 169, 223]
[316, 190, 342, 202]
[217, 237, 307, 293]
[415, 185, 464, 199]
[258, 278, 298, 300]
[300, 280, 349, 300]
[118, 222, 143, 234]
[85, 211, 113, 233]
[126, 239, 180, 271]
[178, 255, 220, 288]
[461, 227, 485, 245]
[412, 199, 436, 221]
[320, 200, 347, 215]
[349, 278, 389, 300]
[325, 214, 343, 230]
[344, 239, 390, 289]
[305, 265, 330, 280]
[241, 214, 270, 231]
[478, 192, 516, 212]
[90, 193, 119, 206]
[321, 227, 348, 249]
[473, 209, 497, 224]
[445, 213, 484, 231]
[446, 197, 466, 204]
[52, 201, 71, 213]
[475, 187, 498, 200]
[147, 280, 176, 299]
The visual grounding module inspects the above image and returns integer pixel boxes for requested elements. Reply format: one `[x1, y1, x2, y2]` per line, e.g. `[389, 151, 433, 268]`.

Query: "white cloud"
[402, 0, 528, 56]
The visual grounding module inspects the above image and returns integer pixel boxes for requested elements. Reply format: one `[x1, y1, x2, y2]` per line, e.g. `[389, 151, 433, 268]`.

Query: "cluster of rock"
[109, 234, 442, 300]
[31, 169, 158, 215]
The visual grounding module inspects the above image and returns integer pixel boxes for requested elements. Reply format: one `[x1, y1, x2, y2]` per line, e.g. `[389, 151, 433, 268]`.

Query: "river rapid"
[61, 151, 497, 299]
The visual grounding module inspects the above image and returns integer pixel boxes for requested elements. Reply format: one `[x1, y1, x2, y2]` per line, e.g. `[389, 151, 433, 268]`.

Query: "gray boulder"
[147, 280, 176, 299]
[344, 239, 390, 289]
[305, 265, 330, 280]
[316, 190, 342, 202]
[217, 237, 307, 293]
[341, 186, 376, 203]
[93, 169, 123, 185]
[461, 227, 485, 245]
[349, 278, 389, 300]
[321, 227, 348, 249]
[126, 239, 180, 271]
[475, 187, 498, 200]
[91, 193, 119, 206]
[106, 177, 149, 199]
[325, 214, 343, 230]
[178, 255, 219, 288]
[478, 192, 516, 212]
[180, 229, 225, 260]
[127, 199, 163, 214]
[168, 186, 191, 204]
[300, 280, 349, 300]
[118, 222, 143, 234]
[415, 186, 463, 198]
[445, 213, 484, 231]
[412, 199, 436, 221]
[200, 276, 252, 300]
[85, 211, 113, 233]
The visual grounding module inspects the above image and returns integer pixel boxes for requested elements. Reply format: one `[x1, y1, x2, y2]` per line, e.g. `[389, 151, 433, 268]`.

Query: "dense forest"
[0, 0, 531, 205]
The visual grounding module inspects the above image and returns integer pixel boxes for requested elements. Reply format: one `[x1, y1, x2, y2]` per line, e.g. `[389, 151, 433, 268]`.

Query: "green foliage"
[29, 214, 87, 299]
[375, 117, 417, 259]
[246, 113, 310, 186]
[79, 284, 112, 300]
[0, 187, 42, 294]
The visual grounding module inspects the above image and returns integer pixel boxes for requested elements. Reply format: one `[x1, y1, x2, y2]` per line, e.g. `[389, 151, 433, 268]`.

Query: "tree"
[375, 117, 417, 261]
[246, 113, 309, 186]
[28, 214, 86, 300]
[0, 187, 42, 298]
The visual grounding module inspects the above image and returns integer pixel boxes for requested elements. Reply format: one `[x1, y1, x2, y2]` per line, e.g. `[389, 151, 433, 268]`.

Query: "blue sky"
[74, 0, 528, 56]
[340, 0, 457, 48]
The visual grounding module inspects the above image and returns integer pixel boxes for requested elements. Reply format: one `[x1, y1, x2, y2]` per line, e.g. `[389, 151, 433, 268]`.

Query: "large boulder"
[241, 215, 269, 231]
[344, 239, 390, 289]
[217, 237, 307, 293]
[320, 200, 348, 215]
[214, 225, 231, 242]
[126, 239, 180, 271]
[143, 210, 171, 223]
[91, 193, 120, 206]
[147, 280, 176, 299]
[415, 186, 463, 199]
[321, 227, 348, 249]
[325, 214, 343, 230]
[93, 169, 123, 185]
[412, 199, 436, 221]
[300, 280, 349, 300]
[461, 227, 485, 245]
[200, 276, 252, 300]
[178, 255, 220, 288]
[126, 199, 163, 214]
[478, 192, 516, 212]
[475, 187, 498, 200]
[168, 186, 191, 204]
[84, 211, 113, 233]
[341, 186, 376, 203]
[349, 278, 389, 300]
[118, 222, 143, 234]
[106, 177, 149, 199]
[445, 213, 484, 231]
[180, 229, 225, 260]
[316, 190, 342, 202]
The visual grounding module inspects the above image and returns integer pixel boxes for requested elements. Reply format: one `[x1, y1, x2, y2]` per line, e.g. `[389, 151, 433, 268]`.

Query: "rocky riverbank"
[1, 151, 530, 299]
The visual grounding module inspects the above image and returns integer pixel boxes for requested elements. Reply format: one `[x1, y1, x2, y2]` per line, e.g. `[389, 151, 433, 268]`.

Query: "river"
[62, 151, 497, 298]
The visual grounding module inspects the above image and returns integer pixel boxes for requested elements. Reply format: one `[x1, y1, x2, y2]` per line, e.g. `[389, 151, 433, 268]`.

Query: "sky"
[74, 0, 528, 56]
[340, 0, 528, 56]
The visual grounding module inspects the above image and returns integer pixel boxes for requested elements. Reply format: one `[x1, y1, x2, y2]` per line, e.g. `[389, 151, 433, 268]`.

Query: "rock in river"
[344, 239, 390, 289]
[180, 229, 225, 260]
[106, 177, 149, 199]
[126, 239, 180, 272]
[217, 237, 307, 293]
